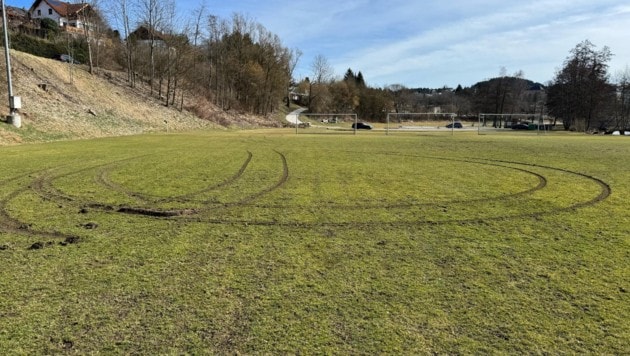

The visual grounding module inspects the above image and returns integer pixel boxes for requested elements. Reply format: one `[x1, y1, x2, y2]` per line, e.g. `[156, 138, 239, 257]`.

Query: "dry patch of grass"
[0, 50, 281, 145]
[0, 51, 212, 144]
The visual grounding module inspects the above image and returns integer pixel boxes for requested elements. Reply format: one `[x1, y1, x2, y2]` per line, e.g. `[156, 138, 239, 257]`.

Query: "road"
[285, 108, 307, 125]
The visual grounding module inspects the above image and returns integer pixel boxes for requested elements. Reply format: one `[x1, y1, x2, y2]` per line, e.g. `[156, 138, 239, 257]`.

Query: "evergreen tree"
[356, 71, 366, 87]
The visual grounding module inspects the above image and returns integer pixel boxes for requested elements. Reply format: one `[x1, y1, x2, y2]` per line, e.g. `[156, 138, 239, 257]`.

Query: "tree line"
[105, 0, 300, 116]
[297, 41, 629, 132]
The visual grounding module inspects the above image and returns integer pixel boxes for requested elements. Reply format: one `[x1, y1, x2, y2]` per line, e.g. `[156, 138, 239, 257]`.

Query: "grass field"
[0, 130, 628, 354]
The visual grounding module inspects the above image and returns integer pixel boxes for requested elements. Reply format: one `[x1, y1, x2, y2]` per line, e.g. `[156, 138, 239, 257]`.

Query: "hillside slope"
[0, 50, 275, 145]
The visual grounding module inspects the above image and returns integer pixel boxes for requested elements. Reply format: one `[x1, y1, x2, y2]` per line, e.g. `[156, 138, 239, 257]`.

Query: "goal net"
[478, 113, 552, 133]
[385, 112, 471, 134]
[295, 113, 358, 131]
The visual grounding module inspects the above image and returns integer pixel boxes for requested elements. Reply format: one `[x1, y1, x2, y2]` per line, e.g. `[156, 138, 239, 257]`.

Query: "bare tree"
[547, 40, 615, 131]
[308, 54, 334, 112]
[310, 54, 334, 84]
[137, 0, 172, 95]
[75, 0, 109, 74]
[109, 0, 137, 86]
[286, 47, 302, 107]
[613, 66, 630, 130]
[386, 84, 412, 114]
[190, 1, 207, 47]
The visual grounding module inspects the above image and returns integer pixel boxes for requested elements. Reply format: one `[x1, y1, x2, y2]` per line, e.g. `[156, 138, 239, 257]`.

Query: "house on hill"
[127, 25, 169, 48]
[28, 0, 91, 31]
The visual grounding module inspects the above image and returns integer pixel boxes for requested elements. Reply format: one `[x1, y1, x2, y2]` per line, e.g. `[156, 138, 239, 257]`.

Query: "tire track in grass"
[182, 154, 610, 228]
[178, 151, 254, 203]
[3, 150, 610, 230]
[246, 158, 548, 210]
[223, 150, 289, 207]
[33, 150, 289, 218]
[26, 155, 197, 218]
[30, 155, 155, 204]
[0, 172, 79, 243]
[94, 151, 254, 204]
[0, 156, 157, 244]
[0, 149, 287, 239]
[478, 158, 612, 208]
[94, 150, 287, 217]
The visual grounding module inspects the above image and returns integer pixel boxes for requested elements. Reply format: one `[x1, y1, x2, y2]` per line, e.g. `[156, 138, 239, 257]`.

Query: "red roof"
[30, 0, 88, 18]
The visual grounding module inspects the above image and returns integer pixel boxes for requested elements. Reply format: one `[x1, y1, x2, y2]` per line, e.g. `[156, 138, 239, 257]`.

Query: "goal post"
[296, 113, 358, 134]
[385, 112, 459, 135]
[478, 113, 551, 134]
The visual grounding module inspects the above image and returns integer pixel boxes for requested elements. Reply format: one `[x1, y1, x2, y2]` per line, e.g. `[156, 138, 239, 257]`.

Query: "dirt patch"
[28, 241, 55, 250]
[60, 236, 80, 246]
[80, 222, 98, 229]
[117, 207, 197, 217]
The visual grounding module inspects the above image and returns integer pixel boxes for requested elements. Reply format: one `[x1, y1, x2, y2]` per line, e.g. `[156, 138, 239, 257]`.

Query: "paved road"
[285, 108, 307, 125]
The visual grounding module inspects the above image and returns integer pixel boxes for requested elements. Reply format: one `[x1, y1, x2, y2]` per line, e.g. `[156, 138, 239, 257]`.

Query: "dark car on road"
[352, 122, 373, 130]
[446, 121, 463, 128]
[512, 123, 530, 130]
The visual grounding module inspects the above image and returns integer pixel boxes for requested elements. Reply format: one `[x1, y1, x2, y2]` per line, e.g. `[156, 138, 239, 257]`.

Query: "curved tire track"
[94, 151, 254, 204]
[183, 153, 610, 227]
[246, 157, 548, 210]
[0, 173, 79, 241]
[1, 150, 611, 230]
[31, 150, 288, 218]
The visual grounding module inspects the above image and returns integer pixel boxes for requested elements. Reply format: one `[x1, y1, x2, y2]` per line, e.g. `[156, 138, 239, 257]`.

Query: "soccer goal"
[295, 113, 358, 133]
[478, 113, 552, 134]
[385, 112, 464, 135]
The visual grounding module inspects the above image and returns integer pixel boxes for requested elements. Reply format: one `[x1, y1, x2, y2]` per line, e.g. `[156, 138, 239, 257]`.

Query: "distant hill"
[471, 77, 545, 92]
[0, 50, 279, 145]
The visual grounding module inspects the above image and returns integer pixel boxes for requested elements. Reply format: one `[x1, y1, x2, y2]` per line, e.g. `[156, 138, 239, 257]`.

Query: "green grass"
[0, 130, 628, 354]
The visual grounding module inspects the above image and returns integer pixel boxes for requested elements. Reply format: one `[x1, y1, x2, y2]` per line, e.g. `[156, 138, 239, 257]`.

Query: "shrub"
[40, 18, 60, 39]
[10, 32, 58, 58]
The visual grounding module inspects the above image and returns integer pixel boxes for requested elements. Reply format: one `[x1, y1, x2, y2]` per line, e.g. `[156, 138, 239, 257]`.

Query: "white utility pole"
[1, 0, 21, 128]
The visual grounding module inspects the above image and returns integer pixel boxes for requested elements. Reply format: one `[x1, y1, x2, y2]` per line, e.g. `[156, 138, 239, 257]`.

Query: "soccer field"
[0, 130, 628, 353]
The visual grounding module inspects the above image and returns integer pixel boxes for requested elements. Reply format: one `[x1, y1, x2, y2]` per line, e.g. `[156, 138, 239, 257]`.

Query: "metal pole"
[478, 114, 481, 135]
[1, 0, 19, 128]
[1, 0, 12, 99]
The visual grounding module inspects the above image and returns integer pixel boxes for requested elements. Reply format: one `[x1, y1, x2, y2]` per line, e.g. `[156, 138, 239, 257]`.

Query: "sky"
[8, 0, 630, 88]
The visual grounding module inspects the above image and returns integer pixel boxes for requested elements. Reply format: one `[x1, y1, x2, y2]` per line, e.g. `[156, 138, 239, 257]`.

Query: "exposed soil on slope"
[0, 50, 277, 145]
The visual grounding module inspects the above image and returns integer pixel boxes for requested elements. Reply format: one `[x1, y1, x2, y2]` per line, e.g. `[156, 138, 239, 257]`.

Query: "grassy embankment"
[0, 130, 628, 353]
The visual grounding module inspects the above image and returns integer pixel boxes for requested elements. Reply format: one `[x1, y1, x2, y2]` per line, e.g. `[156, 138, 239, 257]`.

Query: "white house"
[28, 0, 90, 30]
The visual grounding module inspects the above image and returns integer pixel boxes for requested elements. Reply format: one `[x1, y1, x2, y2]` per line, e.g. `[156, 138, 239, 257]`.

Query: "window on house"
[37, 9, 41, 16]
[49, 9, 53, 15]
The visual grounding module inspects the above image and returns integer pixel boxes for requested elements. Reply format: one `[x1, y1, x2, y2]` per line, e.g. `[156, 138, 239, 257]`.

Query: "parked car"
[446, 121, 463, 128]
[512, 123, 530, 130]
[58, 54, 80, 64]
[352, 122, 373, 130]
